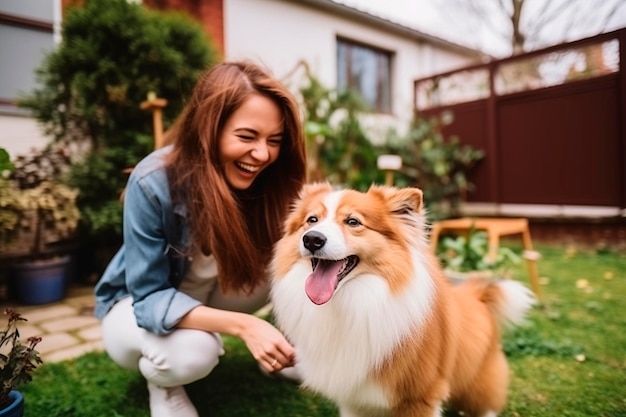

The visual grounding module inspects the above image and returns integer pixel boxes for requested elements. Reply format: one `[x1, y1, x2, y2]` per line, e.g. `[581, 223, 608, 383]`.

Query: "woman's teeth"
[236, 162, 259, 173]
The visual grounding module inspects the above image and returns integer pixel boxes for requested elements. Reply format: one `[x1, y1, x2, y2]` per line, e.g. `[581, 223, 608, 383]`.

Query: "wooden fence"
[414, 28, 626, 219]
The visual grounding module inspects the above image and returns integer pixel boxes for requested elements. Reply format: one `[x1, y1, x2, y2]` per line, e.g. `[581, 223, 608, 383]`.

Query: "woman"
[94, 61, 307, 417]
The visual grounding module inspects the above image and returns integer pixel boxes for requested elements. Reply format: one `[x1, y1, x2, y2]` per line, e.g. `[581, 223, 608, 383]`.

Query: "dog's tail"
[484, 279, 537, 329]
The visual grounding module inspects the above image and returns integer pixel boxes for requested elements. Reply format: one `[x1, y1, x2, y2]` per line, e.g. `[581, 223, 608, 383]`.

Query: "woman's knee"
[140, 329, 224, 386]
[101, 297, 143, 371]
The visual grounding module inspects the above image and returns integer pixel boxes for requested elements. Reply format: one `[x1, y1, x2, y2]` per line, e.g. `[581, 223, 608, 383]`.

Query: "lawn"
[21, 243, 626, 416]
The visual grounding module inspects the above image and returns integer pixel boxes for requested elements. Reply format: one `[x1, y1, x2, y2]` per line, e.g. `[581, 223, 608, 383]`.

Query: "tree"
[434, 0, 626, 55]
[19, 0, 219, 276]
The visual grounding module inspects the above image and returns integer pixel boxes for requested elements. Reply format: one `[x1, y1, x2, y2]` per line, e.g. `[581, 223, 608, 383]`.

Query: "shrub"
[297, 64, 384, 190]
[386, 113, 484, 219]
[19, 0, 219, 270]
[0, 146, 79, 258]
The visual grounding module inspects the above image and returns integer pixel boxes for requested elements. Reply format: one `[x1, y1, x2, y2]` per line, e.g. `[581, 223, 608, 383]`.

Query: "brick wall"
[142, 0, 224, 57]
[61, 0, 224, 57]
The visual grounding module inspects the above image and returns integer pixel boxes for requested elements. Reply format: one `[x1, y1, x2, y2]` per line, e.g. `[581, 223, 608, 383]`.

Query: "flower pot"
[9, 255, 71, 305]
[0, 390, 24, 417]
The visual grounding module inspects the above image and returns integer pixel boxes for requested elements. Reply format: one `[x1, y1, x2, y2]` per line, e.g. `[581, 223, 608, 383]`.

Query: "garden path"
[0, 284, 103, 363]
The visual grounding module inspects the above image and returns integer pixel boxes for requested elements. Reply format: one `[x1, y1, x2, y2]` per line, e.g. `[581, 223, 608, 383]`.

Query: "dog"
[270, 183, 535, 417]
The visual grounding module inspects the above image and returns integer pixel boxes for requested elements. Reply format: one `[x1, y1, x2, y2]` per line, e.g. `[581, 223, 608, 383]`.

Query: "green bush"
[436, 226, 521, 275]
[298, 65, 384, 190]
[19, 0, 219, 268]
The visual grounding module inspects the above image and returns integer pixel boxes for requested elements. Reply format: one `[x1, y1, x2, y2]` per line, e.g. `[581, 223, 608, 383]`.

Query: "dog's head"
[272, 182, 427, 305]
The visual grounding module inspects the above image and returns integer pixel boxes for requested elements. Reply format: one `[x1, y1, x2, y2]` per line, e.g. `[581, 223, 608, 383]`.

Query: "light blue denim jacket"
[94, 146, 203, 335]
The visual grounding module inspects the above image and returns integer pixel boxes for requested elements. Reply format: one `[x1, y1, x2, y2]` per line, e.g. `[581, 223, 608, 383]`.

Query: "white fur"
[493, 279, 536, 328]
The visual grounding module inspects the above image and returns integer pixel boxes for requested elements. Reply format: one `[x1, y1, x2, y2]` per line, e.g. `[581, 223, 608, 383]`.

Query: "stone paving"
[0, 285, 104, 363]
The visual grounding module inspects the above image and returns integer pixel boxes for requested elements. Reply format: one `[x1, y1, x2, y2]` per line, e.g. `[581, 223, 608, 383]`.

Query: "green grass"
[21, 244, 626, 416]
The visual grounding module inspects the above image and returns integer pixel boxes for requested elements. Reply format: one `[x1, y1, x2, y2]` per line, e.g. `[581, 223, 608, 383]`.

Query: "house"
[0, 0, 483, 157]
[148, 0, 485, 138]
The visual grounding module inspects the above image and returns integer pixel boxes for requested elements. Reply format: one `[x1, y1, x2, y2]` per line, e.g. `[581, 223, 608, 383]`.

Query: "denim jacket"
[94, 146, 203, 335]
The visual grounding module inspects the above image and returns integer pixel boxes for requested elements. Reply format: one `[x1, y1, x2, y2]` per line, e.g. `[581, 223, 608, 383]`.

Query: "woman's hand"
[239, 315, 296, 373]
[177, 306, 295, 373]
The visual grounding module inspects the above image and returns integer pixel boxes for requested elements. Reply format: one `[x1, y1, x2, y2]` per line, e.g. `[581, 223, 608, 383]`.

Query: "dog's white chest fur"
[271, 256, 434, 410]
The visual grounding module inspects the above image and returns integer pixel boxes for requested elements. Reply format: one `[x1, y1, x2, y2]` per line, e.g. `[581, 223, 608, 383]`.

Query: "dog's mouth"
[305, 256, 359, 305]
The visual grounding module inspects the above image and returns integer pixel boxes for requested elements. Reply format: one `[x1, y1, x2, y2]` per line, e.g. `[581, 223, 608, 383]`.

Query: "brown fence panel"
[497, 75, 620, 206]
[421, 100, 493, 202]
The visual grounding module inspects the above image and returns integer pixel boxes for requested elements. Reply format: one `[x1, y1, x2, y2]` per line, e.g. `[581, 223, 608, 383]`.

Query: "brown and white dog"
[270, 183, 535, 417]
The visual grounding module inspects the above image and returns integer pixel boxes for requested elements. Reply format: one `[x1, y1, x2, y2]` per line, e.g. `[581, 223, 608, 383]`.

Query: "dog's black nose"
[303, 231, 327, 253]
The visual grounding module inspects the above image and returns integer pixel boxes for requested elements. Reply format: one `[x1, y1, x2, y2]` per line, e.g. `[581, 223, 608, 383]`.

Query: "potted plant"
[0, 146, 80, 304]
[0, 308, 43, 417]
[436, 225, 521, 284]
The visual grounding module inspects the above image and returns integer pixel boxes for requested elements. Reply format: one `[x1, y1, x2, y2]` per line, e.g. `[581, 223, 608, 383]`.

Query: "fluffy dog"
[270, 183, 535, 417]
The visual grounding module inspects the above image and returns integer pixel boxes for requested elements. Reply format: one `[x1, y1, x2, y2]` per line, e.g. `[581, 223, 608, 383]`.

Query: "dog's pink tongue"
[305, 260, 343, 305]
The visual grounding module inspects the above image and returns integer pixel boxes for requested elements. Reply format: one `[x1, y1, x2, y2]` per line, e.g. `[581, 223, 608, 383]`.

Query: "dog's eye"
[306, 216, 318, 224]
[345, 217, 361, 227]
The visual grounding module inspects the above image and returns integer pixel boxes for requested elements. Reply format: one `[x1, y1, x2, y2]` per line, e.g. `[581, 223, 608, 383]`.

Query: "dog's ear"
[369, 185, 423, 214]
[388, 187, 423, 215]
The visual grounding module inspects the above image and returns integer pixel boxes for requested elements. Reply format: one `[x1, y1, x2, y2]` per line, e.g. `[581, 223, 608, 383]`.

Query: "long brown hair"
[166, 61, 307, 293]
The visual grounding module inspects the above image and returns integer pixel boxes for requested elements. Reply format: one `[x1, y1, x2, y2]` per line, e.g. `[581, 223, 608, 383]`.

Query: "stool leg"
[487, 233, 500, 262]
[521, 229, 542, 299]
[430, 225, 441, 253]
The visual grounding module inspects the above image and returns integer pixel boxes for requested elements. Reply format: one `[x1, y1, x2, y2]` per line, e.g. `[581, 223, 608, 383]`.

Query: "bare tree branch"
[433, 0, 626, 56]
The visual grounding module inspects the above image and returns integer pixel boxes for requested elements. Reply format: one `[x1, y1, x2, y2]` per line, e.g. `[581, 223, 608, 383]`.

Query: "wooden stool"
[429, 217, 541, 298]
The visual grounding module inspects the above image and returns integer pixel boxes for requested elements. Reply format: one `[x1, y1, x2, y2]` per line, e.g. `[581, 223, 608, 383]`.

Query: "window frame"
[336, 36, 393, 114]
[0, 8, 55, 114]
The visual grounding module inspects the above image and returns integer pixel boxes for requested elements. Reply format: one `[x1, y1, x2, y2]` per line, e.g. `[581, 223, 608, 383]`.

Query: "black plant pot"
[9, 255, 71, 305]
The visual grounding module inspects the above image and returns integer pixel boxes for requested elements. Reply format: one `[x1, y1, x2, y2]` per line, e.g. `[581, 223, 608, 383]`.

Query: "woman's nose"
[250, 140, 270, 162]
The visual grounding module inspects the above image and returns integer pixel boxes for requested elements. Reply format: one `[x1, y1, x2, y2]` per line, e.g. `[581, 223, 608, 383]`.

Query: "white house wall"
[224, 0, 476, 133]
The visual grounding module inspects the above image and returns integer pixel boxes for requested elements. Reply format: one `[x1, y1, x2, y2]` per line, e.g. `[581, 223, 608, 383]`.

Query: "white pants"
[102, 254, 271, 387]
[101, 297, 225, 387]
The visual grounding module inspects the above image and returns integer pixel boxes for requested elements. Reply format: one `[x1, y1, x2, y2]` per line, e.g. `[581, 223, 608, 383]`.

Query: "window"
[337, 38, 392, 113]
[0, 0, 56, 114]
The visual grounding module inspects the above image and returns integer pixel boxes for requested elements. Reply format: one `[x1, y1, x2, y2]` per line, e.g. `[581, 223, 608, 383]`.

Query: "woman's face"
[219, 93, 284, 190]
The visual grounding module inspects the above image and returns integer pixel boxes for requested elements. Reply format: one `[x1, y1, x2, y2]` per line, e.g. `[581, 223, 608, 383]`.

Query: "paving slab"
[14, 323, 44, 340]
[39, 315, 100, 333]
[77, 324, 103, 342]
[16, 305, 79, 323]
[37, 332, 81, 355]
[44, 340, 105, 363]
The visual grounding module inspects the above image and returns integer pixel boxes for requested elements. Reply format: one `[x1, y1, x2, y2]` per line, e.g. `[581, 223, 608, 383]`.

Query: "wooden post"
[140, 92, 168, 150]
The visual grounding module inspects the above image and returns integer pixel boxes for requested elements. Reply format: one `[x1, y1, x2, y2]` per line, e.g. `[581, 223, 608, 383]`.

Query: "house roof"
[291, 0, 488, 59]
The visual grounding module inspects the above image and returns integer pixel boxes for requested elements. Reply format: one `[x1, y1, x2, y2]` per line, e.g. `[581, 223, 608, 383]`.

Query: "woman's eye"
[306, 216, 318, 224]
[346, 217, 361, 227]
[269, 138, 282, 146]
[237, 135, 253, 140]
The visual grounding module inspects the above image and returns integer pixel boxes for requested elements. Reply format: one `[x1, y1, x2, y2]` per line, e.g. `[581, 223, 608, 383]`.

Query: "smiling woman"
[92, 61, 307, 417]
